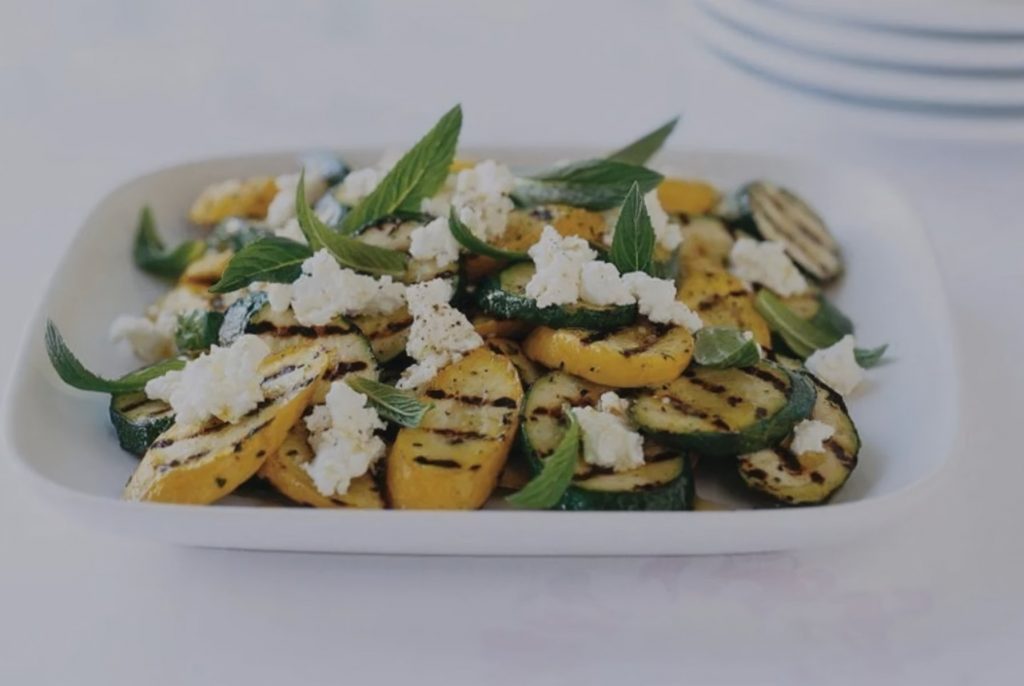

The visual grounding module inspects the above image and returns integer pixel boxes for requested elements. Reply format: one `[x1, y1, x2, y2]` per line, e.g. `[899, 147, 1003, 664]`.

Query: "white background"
[2, 1, 1023, 683]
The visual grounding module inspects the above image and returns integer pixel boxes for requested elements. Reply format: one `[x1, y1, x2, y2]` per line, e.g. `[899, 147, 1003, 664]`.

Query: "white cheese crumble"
[572, 391, 645, 473]
[272, 196, 341, 245]
[621, 272, 704, 333]
[604, 190, 683, 252]
[790, 419, 836, 455]
[303, 381, 387, 497]
[579, 261, 634, 306]
[397, 279, 483, 390]
[525, 226, 598, 308]
[805, 335, 864, 396]
[144, 334, 270, 427]
[420, 160, 516, 241]
[333, 153, 401, 206]
[109, 287, 210, 362]
[523, 226, 703, 331]
[729, 237, 808, 297]
[409, 216, 460, 267]
[265, 250, 406, 326]
[265, 171, 327, 228]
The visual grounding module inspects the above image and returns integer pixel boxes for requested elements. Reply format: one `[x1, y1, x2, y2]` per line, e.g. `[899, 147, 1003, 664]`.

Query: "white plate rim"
[2, 147, 961, 555]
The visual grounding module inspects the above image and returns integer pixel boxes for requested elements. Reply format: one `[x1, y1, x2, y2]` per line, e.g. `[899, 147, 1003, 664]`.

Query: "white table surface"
[2, 1, 1022, 683]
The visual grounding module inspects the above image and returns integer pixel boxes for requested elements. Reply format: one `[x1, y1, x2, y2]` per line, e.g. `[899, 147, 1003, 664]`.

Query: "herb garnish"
[133, 206, 206, 278]
[506, 409, 581, 509]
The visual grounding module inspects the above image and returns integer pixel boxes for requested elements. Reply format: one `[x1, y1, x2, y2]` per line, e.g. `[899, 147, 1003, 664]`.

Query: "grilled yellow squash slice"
[464, 205, 607, 281]
[259, 426, 385, 508]
[387, 347, 523, 509]
[677, 268, 772, 348]
[679, 216, 734, 273]
[522, 321, 694, 388]
[188, 176, 278, 226]
[178, 249, 233, 289]
[485, 337, 543, 385]
[657, 178, 720, 216]
[123, 344, 330, 504]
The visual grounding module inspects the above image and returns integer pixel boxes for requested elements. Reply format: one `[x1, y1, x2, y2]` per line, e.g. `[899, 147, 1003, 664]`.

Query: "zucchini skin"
[475, 264, 636, 331]
[634, 365, 817, 457]
[109, 392, 175, 457]
[554, 456, 695, 512]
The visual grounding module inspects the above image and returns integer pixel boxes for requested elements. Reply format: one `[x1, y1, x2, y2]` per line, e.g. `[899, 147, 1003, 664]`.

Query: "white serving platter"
[2, 148, 959, 555]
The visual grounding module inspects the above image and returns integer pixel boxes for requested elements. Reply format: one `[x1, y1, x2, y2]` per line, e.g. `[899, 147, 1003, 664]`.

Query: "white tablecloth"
[1, 2, 1022, 683]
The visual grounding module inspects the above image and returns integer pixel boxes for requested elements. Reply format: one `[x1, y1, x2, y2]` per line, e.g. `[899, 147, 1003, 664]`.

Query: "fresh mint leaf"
[340, 105, 463, 233]
[133, 206, 206, 278]
[607, 116, 679, 165]
[808, 296, 855, 339]
[45, 320, 184, 394]
[608, 181, 656, 275]
[207, 219, 273, 252]
[755, 291, 886, 366]
[346, 377, 432, 428]
[855, 344, 888, 368]
[218, 291, 269, 346]
[209, 236, 313, 294]
[295, 171, 408, 276]
[507, 409, 581, 509]
[448, 208, 529, 261]
[694, 327, 761, 369]
[512, 159, 663, 211]
[174, 310, 225, 354]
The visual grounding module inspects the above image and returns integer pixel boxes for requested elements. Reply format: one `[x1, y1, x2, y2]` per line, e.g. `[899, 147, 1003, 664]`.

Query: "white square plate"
[3, 148, 959, 555]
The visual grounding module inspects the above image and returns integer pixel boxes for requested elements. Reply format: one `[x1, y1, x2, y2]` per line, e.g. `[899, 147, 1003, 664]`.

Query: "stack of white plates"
[694, 0, 1024, 140]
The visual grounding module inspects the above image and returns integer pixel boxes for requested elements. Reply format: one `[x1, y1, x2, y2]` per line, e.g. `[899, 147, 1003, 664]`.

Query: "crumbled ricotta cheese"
[109, 287, 210, 362]
[144, 334, 270, 427]
[266, 250, 406, 325]
[303, 381, 387, 497]
[335, 167, 383, 206]
[621, 271, 703, 333]
[729, 237, 808, 297]
[572, 391, 645, 473]
[525, 225, 598, 308]
[264, 172, 327, 228]
[397, 279, 483, 390]
[420, 160, 516, 241]
[272, 195, 341, 245]
[604, 190, 683, 252]
[409, 216, 460, 267]
[805, 335, 864, 396]
[579, 261, 635, 306]
[790, 419, 836, 455]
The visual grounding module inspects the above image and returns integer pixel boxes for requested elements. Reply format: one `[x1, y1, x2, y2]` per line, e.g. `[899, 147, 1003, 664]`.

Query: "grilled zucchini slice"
[387, 347, 523, 509]
[677, 268, 771, 348]
[485, 337, 543, 385]
[520, 371, 694, 510]
[109, 392, 175, 456]
[259, 426, 385, 508]
[241, 305, 377, 401]
[357, 215, 460, 284]
[735, 181, 842, 283]
[679, 215, 734, 273]
[123, 344, 330, 504]
[738, 377, 859, 504]
[476, 262, 637, 331]
[472, 313, 532, 340]
[351, 307, 413, 363]
[631, 360, 815, 457]
[523, 321, 694, 388]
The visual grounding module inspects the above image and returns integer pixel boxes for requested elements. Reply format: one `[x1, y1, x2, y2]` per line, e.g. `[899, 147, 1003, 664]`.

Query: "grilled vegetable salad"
[46, 106, 887, 510]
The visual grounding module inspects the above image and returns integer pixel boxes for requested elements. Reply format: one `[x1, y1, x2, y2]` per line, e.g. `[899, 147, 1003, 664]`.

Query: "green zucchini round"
[520, 370, 694, 511]
[738, 376, 859, 505]
[109, 392, 175, 456]
[476, 262, 636, 331]
[630, 360, 816, 457]
[734, 181, 843, 283]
